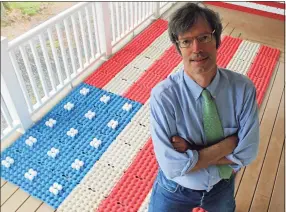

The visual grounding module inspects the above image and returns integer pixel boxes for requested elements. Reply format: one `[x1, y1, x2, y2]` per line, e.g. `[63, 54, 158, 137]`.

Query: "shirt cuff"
[181, 149, 199, 176]
[226, 154, 243, 166]
[226, 154, 243, 172]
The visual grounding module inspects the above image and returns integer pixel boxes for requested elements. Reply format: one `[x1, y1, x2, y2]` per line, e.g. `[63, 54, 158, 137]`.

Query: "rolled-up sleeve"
[150, 89, 199, 179]
[226, 84, 260, 172]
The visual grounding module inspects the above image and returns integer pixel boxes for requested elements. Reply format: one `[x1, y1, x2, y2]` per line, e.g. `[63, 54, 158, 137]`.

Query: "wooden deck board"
[205, 4, 285, 53]
[258, 63, 280, 123]
[279, 52, 285, 63]
[235, 62, 285, 212]
[222, 23, 234, 37]
[234, 168, 245, 196]
[1, 189, 30, 212]
[221, 21, 228, 31]
[35, 203, 55, 212]
[16, 196, 43, 212]
[230, 27, 241, 38]
[1, 183, 19, 206]
[234, 61, 281, 198]
[1, 179, 7, 187]
[1, 3, 285, 212]
[268, 146, 285, 212]
[250, 91, 285, 211]
[243, 38, 285, 53]
[234, 62, 280, 196]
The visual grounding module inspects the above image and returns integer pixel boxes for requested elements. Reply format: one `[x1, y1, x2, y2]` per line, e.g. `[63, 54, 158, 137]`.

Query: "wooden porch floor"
[1, 3, 285, 212]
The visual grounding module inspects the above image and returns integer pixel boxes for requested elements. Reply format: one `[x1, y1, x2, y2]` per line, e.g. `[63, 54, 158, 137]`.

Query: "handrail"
[1, 2, 176, 142]
[8, 2, 88, 50]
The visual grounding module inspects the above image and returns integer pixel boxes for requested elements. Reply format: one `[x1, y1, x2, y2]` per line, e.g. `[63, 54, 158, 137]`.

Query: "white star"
[84, 110, 96, 120]
[45, 118, 57, 128]
[90, 138, 102, 148]
[80, 87, 90, 96]
[107, 119, 119, 129]
[64, 102, 74, 111]
[100, 95, 111, 104]
[25, 136, 37, 147]
[67, 128, 78, 137]
[122, 103, 133, 112]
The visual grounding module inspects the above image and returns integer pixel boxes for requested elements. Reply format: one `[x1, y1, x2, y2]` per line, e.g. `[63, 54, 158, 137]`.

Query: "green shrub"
[8, 2, 42, 16]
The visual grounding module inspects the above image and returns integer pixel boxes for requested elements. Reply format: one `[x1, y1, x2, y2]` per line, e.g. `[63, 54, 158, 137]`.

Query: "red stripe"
[250, 1, 285, 9]
[84, 19, 168, 88]
[123, 45, 182, 103]
[247, 45, 280, 106]
[97, 139, 158, 212]
[217, 36, 243, 68]
[205, 2, 285, 21]
[96, 37, 245, 210]
[95, 37, 280, 211]
[123, 36, 243, 103]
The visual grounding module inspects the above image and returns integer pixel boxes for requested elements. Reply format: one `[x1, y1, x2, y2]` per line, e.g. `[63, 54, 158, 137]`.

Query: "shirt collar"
[206, 68, 221, 99]
[182, 68, 221, 100]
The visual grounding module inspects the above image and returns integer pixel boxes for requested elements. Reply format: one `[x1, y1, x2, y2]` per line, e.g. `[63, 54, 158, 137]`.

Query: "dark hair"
[168, 3, 223, 55]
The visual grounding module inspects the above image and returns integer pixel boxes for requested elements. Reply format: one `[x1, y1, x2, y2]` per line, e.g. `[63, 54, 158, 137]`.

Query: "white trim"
[8, 2, 89, 50]
[226, 2, 284, 15]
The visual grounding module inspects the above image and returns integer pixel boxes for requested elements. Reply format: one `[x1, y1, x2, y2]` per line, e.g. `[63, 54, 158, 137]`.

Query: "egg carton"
[1, 83, 143, 209]
[141, 45, 166, 61]
[103, 77, 133, 95]
[227, 58, 253, 75]
[149, 30, 172, 51]
[130, 54, 157, 71]
[58, 111, 151, 211]
[130, 100, 150, 127]
[95, 139, 157, 212]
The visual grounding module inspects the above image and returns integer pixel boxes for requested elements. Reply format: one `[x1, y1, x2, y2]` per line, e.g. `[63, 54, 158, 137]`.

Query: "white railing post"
[1, 37, 33, 132]
[153, 2, 160, 19]
[95, 2, 112, 59]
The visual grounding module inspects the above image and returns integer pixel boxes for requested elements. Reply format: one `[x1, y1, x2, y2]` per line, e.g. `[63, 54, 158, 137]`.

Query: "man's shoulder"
[220, 68, 255, 90]
[151, 70, 182, 99]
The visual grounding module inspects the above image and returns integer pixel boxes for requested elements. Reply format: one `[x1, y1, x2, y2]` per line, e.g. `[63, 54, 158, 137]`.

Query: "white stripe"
[58, 29, 267, 211]
[142, 45, 167, 60]
[58, 30, 174, 211]
[103, 65, 143, 95]
[169, 61, 184, 76]
[131, 55, 156, 71]
[56, 36, 263, 212]
[57, 101, 151, 211]
[137, 190, 152, 212]
[226, 2, 284, 15]
[103, 31, 172, 95]
[58, 33, 181, 211]
[57, 35, 265, 211]
[149, 30, 172, 51]
[227, 40, 261, 75]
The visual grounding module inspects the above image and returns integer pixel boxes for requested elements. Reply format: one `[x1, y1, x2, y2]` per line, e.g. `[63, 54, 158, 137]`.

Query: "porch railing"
[1, 2, 175, 142]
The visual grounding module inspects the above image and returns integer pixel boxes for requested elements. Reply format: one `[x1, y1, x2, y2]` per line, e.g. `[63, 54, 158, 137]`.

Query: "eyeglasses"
[176, 30, 216, 48]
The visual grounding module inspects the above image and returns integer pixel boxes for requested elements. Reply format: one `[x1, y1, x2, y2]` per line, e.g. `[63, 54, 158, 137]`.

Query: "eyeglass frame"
[176, 29, 216, 48]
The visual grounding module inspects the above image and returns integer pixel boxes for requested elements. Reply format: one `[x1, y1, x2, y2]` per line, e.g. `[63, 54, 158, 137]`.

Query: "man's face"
[178, 17, 217, 76]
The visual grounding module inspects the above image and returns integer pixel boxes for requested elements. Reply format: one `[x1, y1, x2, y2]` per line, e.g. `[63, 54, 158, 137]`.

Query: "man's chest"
[173, 94, 240, 145]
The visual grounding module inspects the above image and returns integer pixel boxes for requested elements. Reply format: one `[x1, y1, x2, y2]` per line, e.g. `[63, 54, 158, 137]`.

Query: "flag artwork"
[1, 19, 280, 211]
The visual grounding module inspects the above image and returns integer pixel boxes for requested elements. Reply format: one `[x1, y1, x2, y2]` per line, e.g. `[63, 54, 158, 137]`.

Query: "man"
[149, 3, 259, 212]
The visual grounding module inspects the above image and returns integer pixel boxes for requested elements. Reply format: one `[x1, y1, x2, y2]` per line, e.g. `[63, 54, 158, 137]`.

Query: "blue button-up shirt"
[150, 67, 259, 191]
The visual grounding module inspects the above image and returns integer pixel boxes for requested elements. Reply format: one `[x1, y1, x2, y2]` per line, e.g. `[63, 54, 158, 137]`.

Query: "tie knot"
[202, 89, 212, 100]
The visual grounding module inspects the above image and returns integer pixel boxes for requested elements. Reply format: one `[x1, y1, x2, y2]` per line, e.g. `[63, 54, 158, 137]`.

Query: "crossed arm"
[171, 135, 238, 172]
[150, 84, 259, 178]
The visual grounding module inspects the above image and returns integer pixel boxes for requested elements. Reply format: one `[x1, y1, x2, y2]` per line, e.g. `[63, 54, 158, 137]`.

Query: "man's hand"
[190, 134, 239, 172]
[171, 136, 191, 153]
[192, 207, 208, 212]
[171, 136, 205, 153]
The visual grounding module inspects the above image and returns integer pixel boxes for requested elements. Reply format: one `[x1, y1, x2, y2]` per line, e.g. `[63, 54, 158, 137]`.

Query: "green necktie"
[202, 89, 233, 179]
